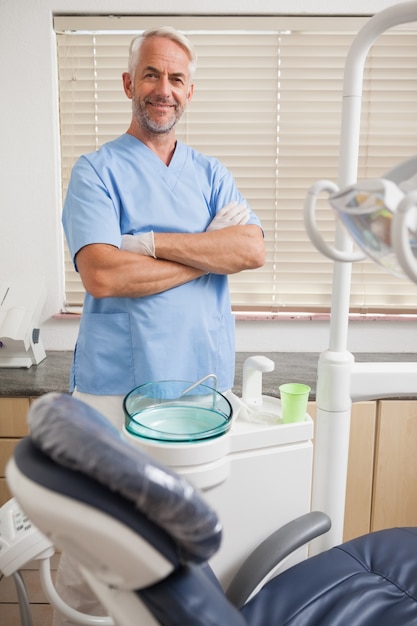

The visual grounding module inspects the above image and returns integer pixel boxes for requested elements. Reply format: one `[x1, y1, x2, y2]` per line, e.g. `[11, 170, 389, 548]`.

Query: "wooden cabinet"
[371, 399, 417, 531]
[0, 397, 31, 507]
[309, 398, 417, 542]
[343, 401, 378, 541]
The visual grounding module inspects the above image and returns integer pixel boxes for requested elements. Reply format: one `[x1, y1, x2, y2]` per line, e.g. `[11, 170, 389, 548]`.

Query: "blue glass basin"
[123, 380, 233, 443]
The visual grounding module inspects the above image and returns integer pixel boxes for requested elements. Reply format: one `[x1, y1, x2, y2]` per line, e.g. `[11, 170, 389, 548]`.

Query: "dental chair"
[6, 393, 417, 626]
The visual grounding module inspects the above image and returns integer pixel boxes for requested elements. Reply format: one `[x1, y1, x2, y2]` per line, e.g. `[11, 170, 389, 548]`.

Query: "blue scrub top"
[63, 134, 262, 395]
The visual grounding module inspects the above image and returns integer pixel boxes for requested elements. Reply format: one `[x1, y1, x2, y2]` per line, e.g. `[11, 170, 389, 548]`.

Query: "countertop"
[1, 351, 417, 399]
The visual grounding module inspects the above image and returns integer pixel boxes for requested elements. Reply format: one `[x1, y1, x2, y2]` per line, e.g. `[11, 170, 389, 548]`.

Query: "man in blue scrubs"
[56, 27, 264, 624]
[62, 26, 265, 429]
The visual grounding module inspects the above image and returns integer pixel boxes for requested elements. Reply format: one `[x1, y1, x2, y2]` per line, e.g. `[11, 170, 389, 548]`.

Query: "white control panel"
[0, 498, 54, 576]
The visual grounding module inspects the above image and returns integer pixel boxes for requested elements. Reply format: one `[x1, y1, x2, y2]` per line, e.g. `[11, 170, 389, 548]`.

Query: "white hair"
[128, 27, 197, 78]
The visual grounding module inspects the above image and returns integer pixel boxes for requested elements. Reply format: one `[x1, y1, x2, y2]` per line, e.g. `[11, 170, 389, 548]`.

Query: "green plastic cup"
[279, 383, 311, 423]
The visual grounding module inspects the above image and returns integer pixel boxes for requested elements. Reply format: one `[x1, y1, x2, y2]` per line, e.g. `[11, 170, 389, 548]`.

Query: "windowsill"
[53, 311, 417, 322]
[234, 312, 417, 322]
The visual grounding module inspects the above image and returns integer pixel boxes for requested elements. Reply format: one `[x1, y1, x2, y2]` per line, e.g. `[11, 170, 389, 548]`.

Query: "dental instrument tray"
[123, 379, 233, 443]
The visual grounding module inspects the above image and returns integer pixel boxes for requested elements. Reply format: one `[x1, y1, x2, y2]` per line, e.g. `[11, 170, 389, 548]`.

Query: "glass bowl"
[123, 380, 233, 443]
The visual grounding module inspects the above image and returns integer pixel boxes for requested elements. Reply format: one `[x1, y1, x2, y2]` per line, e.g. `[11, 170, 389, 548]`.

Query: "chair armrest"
[226, 511, 331, 608]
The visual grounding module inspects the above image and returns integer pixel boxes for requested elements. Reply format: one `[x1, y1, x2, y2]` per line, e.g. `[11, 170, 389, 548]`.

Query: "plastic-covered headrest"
[27, 392, 222, 564]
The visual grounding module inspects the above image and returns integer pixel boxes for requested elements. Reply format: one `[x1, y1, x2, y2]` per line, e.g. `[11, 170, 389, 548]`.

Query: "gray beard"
[132, 97, 183, 134]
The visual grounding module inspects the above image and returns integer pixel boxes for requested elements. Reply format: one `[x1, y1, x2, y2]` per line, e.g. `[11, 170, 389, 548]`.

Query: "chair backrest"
[7, 392, 246, 626]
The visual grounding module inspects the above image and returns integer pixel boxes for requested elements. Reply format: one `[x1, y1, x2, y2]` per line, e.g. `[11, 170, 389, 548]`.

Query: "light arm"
[154, 224, 265, 275]
[75, 244, 204, 299]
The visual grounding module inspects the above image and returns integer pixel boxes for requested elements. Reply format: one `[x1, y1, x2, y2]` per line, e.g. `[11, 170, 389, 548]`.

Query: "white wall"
[1, 0, 415, 354]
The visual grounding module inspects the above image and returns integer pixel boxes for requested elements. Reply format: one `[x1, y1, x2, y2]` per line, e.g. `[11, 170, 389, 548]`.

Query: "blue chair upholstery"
[7, 393, 417, 626]
[240, 527, 417, 626]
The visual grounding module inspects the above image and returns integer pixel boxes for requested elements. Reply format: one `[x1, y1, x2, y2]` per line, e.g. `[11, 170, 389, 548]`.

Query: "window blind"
[55, 16, 417, 313]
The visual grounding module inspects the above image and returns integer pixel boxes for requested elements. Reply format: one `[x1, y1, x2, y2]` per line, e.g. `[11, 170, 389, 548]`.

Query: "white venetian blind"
[55, 16, 417, 313]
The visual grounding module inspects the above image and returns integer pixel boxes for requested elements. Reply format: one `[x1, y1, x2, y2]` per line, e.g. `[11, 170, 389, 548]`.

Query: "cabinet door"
[0, 397, 30, 437]
[372, 399, 417, 531]
[343, 402, 377, 541]
[0, 397, 31, 506]
[308, 401, 377, 542]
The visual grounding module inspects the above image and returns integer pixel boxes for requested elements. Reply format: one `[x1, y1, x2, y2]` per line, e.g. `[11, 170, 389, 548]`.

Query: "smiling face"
[123, 36, 194, 137]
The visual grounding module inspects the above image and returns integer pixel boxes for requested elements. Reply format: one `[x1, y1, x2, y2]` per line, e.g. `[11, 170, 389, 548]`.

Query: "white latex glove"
[206, 201, 250, 231]
[121, 232, 156, 258]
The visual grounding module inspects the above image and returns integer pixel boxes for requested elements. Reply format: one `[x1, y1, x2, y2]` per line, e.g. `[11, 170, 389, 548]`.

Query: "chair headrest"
[27, 392, 222, 564]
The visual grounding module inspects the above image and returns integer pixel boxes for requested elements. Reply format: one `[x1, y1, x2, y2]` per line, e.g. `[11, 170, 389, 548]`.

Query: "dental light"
[304, 165, 417, 284]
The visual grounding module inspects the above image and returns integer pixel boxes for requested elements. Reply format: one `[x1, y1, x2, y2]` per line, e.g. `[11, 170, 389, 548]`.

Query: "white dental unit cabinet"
[207, 417, 313, 588]
[123, 356, 314, 589]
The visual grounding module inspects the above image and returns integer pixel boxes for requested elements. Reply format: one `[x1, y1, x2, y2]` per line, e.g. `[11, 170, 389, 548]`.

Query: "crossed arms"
[76, 222, 265, 299]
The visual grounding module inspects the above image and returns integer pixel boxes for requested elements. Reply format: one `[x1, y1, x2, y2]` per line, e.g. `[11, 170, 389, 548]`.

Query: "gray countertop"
[0, 351, 74, 397]
[1, 351, 417, 399]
